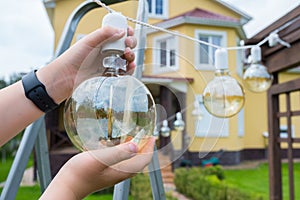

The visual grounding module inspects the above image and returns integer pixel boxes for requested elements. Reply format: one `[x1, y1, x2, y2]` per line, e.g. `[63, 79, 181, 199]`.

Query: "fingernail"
[128, 142, 138, 155]
[117, 29, 125, 35]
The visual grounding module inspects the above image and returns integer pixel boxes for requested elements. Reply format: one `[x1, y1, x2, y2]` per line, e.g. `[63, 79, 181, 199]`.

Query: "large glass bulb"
[203, 49, 245, 118]
[64, 55, 156, 150]
[64, 12, 156, 151]
[243, 46, 273, 93]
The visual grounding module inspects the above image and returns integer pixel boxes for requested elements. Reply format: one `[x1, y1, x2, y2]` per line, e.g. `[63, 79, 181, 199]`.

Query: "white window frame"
[194, 95, 229, 137]
[147, 0, 168, 19]
[152, 34, 179, 74]
[194, 30, 227, 71]
[236, 38, 245, 78]
[237, 108, 244, 137]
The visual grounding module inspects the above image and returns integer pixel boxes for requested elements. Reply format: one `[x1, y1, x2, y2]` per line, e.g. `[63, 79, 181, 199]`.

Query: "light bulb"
[192, 96, 203, 120]
[64, 12, 156, 151]
[203, 49, 245, 118]
[160, 120, 170, 137]
[173, 112, 185, 131]
[243, 46, 273, 93]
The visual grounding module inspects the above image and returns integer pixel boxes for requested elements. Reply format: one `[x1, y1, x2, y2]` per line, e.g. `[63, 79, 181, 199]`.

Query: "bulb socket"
[215, 48, 228, 70]
[101, 12, 128, 55]
[251, 46, 262, 63]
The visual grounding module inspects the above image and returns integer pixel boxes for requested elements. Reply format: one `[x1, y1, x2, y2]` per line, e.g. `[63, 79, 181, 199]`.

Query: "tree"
[0, 78, 7, 89]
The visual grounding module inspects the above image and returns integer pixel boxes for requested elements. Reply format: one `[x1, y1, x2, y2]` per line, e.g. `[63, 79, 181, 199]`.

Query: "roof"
[149, 7, 247, 39]
[215, 0, 252, 24]
[168, 7, 239, 23]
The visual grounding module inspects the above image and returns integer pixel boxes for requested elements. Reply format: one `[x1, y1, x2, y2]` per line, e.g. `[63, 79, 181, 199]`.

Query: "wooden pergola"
[246, 5, 300, 200]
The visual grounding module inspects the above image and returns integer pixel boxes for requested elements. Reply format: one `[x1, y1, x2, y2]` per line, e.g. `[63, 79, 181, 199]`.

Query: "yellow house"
[43, 0, 289, 167]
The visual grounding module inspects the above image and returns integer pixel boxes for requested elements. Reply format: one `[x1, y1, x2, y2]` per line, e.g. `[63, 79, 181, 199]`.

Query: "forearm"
[0, 59, 73, 146]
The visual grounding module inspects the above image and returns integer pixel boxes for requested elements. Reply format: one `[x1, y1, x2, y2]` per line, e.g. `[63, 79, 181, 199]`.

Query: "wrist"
[36, 60, 76, 104]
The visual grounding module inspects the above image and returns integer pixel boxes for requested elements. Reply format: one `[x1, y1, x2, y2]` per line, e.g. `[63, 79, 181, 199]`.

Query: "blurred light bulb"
[64, 13, 156, 151]
[243, 46, 273, 93]
[173, 112, 185, 131]
[203, 48, 245, 118]
[192, 97, 204, 120]
[160, 120, 170, 137]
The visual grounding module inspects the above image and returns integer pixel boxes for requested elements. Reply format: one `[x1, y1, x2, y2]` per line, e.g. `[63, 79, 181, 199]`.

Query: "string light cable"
[93, 0, 293, 51]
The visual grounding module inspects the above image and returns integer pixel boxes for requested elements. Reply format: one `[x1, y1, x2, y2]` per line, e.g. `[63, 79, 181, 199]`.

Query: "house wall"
[148, 0, 241, 24]
[47, 0, 300, 164]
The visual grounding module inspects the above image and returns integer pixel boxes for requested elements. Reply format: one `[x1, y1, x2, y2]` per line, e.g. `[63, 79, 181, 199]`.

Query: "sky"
[0, 0, 299, 80]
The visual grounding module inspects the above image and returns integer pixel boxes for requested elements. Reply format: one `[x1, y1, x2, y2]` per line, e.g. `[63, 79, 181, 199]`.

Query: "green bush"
[130, 173, 152, 199]
[130, 173, 180, 200]
[174, 166, 263, 200]
[202, 165, 225, 180]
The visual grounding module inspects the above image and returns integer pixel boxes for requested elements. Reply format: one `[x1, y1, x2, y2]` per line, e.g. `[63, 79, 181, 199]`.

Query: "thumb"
[82, 26, 126, 48]
[89, 142, 138, 167]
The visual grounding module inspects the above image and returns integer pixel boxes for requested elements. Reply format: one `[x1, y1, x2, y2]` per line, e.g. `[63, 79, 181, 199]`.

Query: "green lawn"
[0, 155, 33, 182]
[0, 186, 115, 200]
[1, 156, 299, 200]
[224, 162, 300, 200]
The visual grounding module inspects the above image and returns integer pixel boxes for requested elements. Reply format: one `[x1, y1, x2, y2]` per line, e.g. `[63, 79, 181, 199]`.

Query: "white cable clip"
[268, 33, 291, 48]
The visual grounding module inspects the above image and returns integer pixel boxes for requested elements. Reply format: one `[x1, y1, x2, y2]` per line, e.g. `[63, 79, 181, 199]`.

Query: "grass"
[0, 155, 33, 182]
[1, 155, 299, 199]
[224, 162, 300, 200]
[0, 186, 115, 200]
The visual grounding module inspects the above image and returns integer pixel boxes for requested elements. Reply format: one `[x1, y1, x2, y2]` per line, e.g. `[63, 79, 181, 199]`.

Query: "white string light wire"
[93, 0, 292, 51]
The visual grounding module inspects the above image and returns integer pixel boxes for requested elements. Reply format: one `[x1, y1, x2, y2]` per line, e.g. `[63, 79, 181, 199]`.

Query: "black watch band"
[22, 70, 59, 113]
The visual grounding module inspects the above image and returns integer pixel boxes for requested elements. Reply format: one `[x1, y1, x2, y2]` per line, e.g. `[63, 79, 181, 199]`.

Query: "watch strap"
[22, 70, 58, 113]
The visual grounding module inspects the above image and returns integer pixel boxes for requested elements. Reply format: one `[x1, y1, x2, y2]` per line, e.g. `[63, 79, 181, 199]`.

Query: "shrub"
[174, 166, 263, 200]
[130, 173, 152, 199]
[202, 165, 225, 180]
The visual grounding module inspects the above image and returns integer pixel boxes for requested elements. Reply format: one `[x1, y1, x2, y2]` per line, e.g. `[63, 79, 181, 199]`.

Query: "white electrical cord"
[93, 0, 292, 51]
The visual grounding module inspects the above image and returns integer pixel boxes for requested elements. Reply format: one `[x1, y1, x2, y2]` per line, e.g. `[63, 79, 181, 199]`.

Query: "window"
[147, 0, 168, 18]
[194, 95, 229, 137]
[153, 35, 178, 73]
[195, 30, 227, 70]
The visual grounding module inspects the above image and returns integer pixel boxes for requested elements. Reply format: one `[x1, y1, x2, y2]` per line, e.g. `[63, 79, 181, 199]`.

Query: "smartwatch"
[22, 70, 58, 113]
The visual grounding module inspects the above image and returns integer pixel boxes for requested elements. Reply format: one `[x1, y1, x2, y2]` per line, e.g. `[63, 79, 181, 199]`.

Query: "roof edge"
[147, 16, 247, 39]
[215, 0, 252, 24]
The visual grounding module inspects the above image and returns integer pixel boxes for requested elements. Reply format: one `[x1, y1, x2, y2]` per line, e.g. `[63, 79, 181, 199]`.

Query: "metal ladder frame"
[0, 1, 166, 199]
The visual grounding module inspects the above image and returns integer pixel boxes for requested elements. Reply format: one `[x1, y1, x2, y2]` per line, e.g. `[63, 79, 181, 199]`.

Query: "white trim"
[237, 108, 244, 137]
[194, 30, 227, 71]
[152, 34, 179, 74]
[148, 0, 169, 19]
[215, 0, 252, 24]
[194, 95, 229, 137]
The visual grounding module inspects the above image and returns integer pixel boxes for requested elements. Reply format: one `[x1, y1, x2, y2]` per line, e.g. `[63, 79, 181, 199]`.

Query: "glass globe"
[243, 63, 273, 93]
[160, 120, 170, 137]
[64, 75, 156, 151]
[173, 112, 185, 131]
[203, 69, 245, 118]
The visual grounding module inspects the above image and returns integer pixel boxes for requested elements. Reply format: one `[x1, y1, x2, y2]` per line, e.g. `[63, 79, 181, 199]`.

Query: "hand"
[63, 26, 137, 88]
[40, 137, 156, 199]
[40, 26, 137, 103]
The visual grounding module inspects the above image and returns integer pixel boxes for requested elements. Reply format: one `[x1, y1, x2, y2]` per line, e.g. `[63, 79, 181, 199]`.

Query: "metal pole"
[148, 146, 166, 200]
[114, 0, 166, 199]
[34, 119, 52, 193]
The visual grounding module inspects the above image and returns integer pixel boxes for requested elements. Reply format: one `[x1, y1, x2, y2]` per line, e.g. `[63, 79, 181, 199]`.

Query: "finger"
[82, 26, 126, 48]
[123, 47, 135, 63]
[125, 36, 137, 49]
[88, 141, 138, 168]
[126, 62, 136, 74]
[127, 26, 135, 36]
[109, 137, 156, 174]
